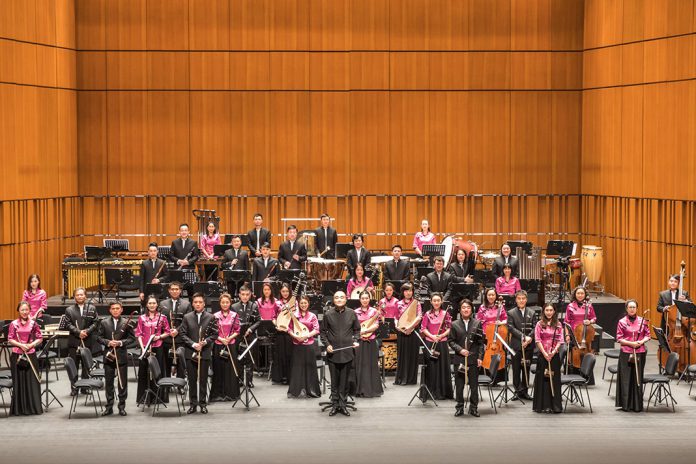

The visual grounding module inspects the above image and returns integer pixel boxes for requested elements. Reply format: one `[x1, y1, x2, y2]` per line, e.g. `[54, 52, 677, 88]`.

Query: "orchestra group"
[4, 214, 692, 419]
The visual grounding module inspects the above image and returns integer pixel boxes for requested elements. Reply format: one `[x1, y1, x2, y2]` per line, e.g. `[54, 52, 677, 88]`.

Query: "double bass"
[482, 296, 507, 371]
[660, 262, 695, 371]
[571, 297, 596, 368]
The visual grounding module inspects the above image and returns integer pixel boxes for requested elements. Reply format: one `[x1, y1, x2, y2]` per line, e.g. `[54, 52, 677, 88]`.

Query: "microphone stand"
[38, 334, 62, 410]
[232, 336, 260, 411]
[408, 330, 438, 407]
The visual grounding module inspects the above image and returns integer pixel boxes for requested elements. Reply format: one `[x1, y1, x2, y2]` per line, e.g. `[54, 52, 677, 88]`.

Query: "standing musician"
[139, 242, 167, 302]
[564, 286, 596, 380]
[64, 287, 98, 392]
[252, 243, 279, 282]
[159, 282, 191, 380]
[394, 283, 423, 385]
[180, 293, 217, 414]
[476, 288, 508, 330]
[420, 293, 453, 400]
[615, 300, 650, 412]
[287, 295, 321, 398]
[168, 223, 199, 269]
[533, 304, 564, 413]
[314, 213, 338, 258]
[272, 283, 293, 385]
[412, 219, 436, 257]
[448, 299, 484, 417]
[96, 301, 135, 416]
[247, 213, 272, 258]
[384, 245, 410, 281]
[352, 291, 383, 398]
[135, 295, 170, 406]
[222, 235, 250, 270]
[507, 290, 535, 401]
[320, 291, 360, 416]
[233, 286, 261, 387]
[278, 225, 307, 270]
[257, 282, 281, 321]
[379, 282, 400, 319]
[199, 221, 221, 260]
[210, 293, 241, 402]
[423, 256, 454, 304]
[448, 248, 475, 283]
[656, 273, 691, 331]
[495, 263, 521, 296]
[492, 243, 519, 278]
[22, 274, 47, 320]
[346, 263, 374, 299]
[345, 234, 372, 278]
[7, 301, 43, 416]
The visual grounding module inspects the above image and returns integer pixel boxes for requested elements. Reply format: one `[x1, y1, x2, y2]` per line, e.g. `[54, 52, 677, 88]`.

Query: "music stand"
[451, 283, 480, 302]
[193, 281, 222, 298]
[233, 337, 260, 411]
[85, 246, 111, 261]
[408, 334, 438, 407]
[422, 244, 445, 259]
[676, 301, 696, 380]
[474, 269, 495, 286]
[507, 241, 532, 256]
[223, 270, 251, 297]
[652, 327, 671, 375]
[277, 269, 302, 284]
[166, 269, 185, 284]
[415, 267, 434, 281]
[546, 240, 574, 257]
[214, 244, 233, 257]
[335, 243, 352, 259]
[38, 334, 63, 411]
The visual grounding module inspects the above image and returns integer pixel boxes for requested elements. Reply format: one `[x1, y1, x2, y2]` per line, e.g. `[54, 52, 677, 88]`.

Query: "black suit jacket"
[384, 259, 410, 281]
[278, 241, 307, 269]
[320, 306, 360, 364]
[448, 318, 485, 366]
[252, 257, 279, 282]
[345, 247, 372, 277]
[179, 311, 217, 361]
[247, 228, 272, 256]
[97, 316, 136, 364]
[314, 227, 338, 258]
[424, 271, 454, 303]
[448, 260, 474, 282]
[159, 298, 192, 346]
[657, 289, 691, 330]
[139, 258, 168, 293]
[168, 238, 199, 266]
[63, 303, 98, 349]
[232, 300, 261, 334]
[506, 306, 537, 353]
[222, 248, 250, 270]
[492, 256, 519, 278]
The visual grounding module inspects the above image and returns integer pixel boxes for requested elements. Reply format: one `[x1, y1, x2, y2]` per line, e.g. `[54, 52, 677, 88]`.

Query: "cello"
[482, 296, 507, 371]
[660, 262, 692, 371]
[571, 296, 596, 368]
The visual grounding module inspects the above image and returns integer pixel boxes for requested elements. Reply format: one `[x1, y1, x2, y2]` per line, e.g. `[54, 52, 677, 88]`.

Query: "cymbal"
[480, 252, 500, 259]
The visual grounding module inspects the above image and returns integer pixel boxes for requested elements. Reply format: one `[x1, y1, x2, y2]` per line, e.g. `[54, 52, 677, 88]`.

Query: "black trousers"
[328, 360, 352, 408]
[186, 357, 211, 407]
[454, 358, 479, 408]
[510, 346, 533, 394]
[67, 346, 89, 383]
[104, 360, 128, 408]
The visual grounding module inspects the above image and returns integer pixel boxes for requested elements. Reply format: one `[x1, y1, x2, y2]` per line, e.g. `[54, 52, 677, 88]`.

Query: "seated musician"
[495, 263, 521, 295]
[656, 274, 691, 331]
[412, 219, 436, 257]
[492, 243, 519, 278]
[247, 213, 272, 258]
[168, 223, 199, 269]
[314, 213, 337, 259]
[222, 235, 249, 270]
[252, 243, 279, 282]
[346, 263, 374, 299]
[278, 225, 307, 270]
[424, 256, 454, 304]
[447, 248, 474, 283]
[139, 242, 167, 302]
[476, 287, 507, 330]
[22, 274, 47, 320]
[384, 245, 410, 281]
[200, 221, 221, 260]
[345, 234, 371, 278]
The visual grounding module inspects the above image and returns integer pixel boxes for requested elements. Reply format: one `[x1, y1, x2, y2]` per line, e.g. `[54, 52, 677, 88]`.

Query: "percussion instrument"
[370, 255, 394, 264]
[480, 252, 500, 267]
[63, 260, 142, 297]
[441, 235, 455, 265]
[297, 230, 317, 256]
[382, 339, 397, 371]
[307, 257, 345, 281]
[580, 245, 603, 283]
[517, 246, 542, 280]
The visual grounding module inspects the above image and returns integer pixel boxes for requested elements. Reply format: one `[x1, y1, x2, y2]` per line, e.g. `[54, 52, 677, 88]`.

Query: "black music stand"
[277, 269, 302, 284]
[415, 266, 434, 281]
[256, 320, 276, 379]
[335, 243, 352, 259]
[451, 283, 480, 302]
[653, 327, 671, 375]
[422, 244, 445, 260]
[223, 270, 251, 297]
[492, 333, 521, 407]
[166, 269, 185, 284]
[321, 280, 346, 297]
[546, 240, 574, 257]
[676, 301, 696, 381]
[507, 241, 532, 256]
[408, 335, 438, 407]
[233, 337, 260, 411]
[193, 281, 222, 298]
[104, 239, 129, 252]
[474, 269, 495, 286]
[213, 244, 233, 257]
[38, 334, 63, 411]
[144, 283, 166, 301]
[224, 234, 250, 247]
[85, 246, 111, 261]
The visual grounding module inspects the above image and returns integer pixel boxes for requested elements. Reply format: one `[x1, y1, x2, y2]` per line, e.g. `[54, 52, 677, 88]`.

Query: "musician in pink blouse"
[476, 288, 507, 330]
[8, 301, 43, 415]
[210, 293, 241, 402]
[352, 291, 383, 398]
[287, 296, 321, 398]
[412, 219, 436, 256]
[495, 264, 521, 295]
[394, 283, 423, 385]
[22, 274, 47, 320]
[564, 286, 596, 332]
[420, 293, 453, 400]
[379, 282, 400, 319]
[615, 300, 651, 412]
[200, 221, 221, 259]
[272, 283, 293, 384]
[533, 304, 564, 413]
[257, 282, 281, 321]
[346, 263, 374, 299]
[135, 295, 171, 406]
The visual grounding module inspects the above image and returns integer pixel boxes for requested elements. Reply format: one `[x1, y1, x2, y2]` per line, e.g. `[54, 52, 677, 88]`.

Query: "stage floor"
[1, 341, 694, 464]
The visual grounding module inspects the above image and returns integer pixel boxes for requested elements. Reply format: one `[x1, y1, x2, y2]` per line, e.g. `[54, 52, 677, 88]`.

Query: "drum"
[581, 245, 603, 282]
[441, 235, 455, 265]
[307, 257, 345, 281]
[381, 339, 397, 371]
[298, 230, 317, 256]
[570, 257, 582, 269]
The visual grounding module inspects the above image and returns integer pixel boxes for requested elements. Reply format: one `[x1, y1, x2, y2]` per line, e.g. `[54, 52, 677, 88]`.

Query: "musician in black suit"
[222, 235, 250, 270]
[448, 299, 485, 417]
[180, 293, 217, 414]
[345, 234, 372, 278]
[278, 225, 307, 270]
[491, 243, 519, 278]
[507, 290, 536, 400]
[159, 281, 192, 379]
[139, 242, 167, 301]
[448, 248, 475, 283]
[247, 213, 272, 258]
[96, 301, 136, 416]
[252, 243, 279, 282]
[168, 223, 199, 268]
[63, 287, 98, 390]
[314, 213, 338, 258]
[232, 286, 261, 387]
[384, 245, 410, 281]
[423, 257, 454, 304]
[656, 274, 691, 331]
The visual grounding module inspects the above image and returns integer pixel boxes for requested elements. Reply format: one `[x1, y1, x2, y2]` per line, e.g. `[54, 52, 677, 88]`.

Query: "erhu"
[628, 310, 650, 389]
[429, 304, 451, 359]
[545, 324, 560, 398]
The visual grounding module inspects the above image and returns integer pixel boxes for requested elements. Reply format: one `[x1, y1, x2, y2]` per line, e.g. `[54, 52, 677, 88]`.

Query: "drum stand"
[233, 337, 260, 411]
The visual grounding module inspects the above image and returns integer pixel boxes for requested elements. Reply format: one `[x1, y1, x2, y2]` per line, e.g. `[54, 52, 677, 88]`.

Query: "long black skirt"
[352, 339, 383, 398]
[210, 344, 240, 401]
[287, 343, 321, 398]
[532, 353, 562, 413]
[10, 353, 43, 416]
[423, 340, 453, 400]
[136, 346, 168, 404]
[395, 331, 419, 385]
[616, 351, 645, 412]
[272, 332, 293, 384]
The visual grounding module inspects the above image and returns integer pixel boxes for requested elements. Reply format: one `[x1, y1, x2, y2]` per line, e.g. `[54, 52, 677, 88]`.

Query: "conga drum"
[581, 245, 603, 282]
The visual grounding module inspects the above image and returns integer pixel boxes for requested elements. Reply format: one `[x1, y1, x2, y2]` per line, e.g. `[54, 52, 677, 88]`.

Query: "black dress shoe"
[101, 408, 113, 417]
[469, 407, 480, 417]
[200, 406, 208, 414]
[187, 406, 197, 414]
[454, 408, 464, 417]
[118, 409, 127, 417]
[328, 407, 339, 416]
[520, 393, 533, 401]
[339, 407, 350, 417]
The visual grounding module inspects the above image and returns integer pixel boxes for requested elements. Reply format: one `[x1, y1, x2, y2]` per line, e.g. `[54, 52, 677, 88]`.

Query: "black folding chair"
[644, 352, 678, 412]
[560, 353, 595, 412]
[477, 354, 501, 414]
[64, 357, 103, 418]
[0, 376, 12, 417]
[148, 356, 187, 417]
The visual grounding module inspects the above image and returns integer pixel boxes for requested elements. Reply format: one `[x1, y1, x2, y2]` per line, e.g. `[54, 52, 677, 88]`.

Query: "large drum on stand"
[307, 257, 345, 281]
[581, 245, 603, 283]
[298, 230, 317, 257]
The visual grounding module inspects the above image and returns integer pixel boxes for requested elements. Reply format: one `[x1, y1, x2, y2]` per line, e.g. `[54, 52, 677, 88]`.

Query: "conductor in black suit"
[491, 243, 519, 278]
[448, 299, 485, 417]
[384, 245, 410, 281]
[345, 234, 372, 278]
[657, 274, 691, 331]
[314, 213, 338, 259]
[247, 213, 272, 258]
[278, 225, 307, 270]
[423, 257, 454, 304]
[139, 242, 167, 301]
[169, 223, 199, 268]
[222, 235, 250, 270]
[507, 290, 536, 400]
[180, 293, 217, 414]
[252, 243, 279, 282]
